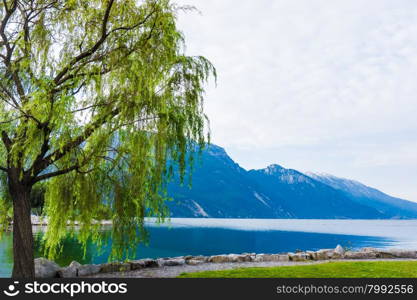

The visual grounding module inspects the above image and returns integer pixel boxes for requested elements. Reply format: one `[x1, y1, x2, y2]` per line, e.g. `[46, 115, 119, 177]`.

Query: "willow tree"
[0, 0, 215, 278]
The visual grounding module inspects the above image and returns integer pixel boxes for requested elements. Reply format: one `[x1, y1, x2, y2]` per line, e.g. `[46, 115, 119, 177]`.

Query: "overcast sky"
[175, 0, 417, 201]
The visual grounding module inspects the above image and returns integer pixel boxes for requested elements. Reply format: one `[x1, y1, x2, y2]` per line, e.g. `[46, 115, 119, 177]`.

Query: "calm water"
[1, 218, 417, 277]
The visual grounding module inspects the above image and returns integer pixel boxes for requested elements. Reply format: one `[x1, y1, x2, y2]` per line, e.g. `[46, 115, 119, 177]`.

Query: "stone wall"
[34, 245, 417, 278]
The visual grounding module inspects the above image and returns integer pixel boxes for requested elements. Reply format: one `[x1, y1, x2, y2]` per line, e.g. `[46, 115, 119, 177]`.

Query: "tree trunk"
[9, 180, 34, 278]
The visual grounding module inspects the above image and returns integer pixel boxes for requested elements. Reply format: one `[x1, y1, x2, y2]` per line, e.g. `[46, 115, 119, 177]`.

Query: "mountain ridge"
[166, 144, 417, 219]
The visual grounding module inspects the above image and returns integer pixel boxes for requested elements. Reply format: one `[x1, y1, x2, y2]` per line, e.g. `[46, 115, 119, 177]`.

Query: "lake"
[1, 218, 417, 277]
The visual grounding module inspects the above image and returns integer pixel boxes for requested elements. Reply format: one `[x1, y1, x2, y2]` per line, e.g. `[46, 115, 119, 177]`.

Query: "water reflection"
[0, 223, 393, 277]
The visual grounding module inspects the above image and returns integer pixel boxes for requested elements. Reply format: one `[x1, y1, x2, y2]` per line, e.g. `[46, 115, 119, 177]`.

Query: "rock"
[253, 254, 265, 262]
[241, 253, 256, 261]
[119, 263, 131, 272]
[227, 254, 252, 262]
[186, 256, 207, 262]
[315, 249, 335, 260]
[383, 249, 417, 258]
[77, 264, 101, 276]
[35, 258, 60, 278]
[306, 251, 317, 260]
[207, 254, 253, 263]
[157, 258, 185, 267]
[57, 261, 81, 278]
[129, 260, 146, 270]
[99, 262, 122, 273]
[344, 251, 377, 259]
[129, 259, 158, 270]
[289, 252, 310, 261]
[208, 255, 230, 263]
[335, 245, 345, 256]
[254, 254, 289, 262]
[186, 259, 204, 265]
[361, 247, 379, 253]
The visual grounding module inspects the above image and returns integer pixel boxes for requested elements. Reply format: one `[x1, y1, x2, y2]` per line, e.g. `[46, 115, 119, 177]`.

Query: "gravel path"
[87, 258, 417, 278]
[87, 260, 324, 278]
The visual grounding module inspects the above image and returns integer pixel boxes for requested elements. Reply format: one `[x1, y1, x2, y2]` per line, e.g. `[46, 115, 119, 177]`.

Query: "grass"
[178, 261, 417, 278]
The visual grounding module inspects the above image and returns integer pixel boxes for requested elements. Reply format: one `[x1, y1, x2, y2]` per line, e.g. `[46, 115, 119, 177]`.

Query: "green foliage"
[0, 0, 215, 260]
[0, 173, 12, 234]
[178, 261, 417, 278]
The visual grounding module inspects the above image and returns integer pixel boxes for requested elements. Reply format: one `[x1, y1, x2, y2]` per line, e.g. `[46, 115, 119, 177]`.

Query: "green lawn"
[178, 261, 417, 278]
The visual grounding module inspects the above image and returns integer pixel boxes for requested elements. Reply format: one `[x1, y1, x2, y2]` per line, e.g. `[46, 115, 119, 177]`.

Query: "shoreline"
[34, 246, 417, 278]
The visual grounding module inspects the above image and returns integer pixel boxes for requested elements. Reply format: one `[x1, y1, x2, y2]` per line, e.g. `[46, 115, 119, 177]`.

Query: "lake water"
[1, 218, 417, 277]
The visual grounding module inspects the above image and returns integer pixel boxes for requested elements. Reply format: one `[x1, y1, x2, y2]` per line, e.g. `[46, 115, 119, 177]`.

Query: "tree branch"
[53, 0, 115, 85]
[1, 130, 11, 151]
[31, 107, 121, 176]
[33, 165, 78, 182]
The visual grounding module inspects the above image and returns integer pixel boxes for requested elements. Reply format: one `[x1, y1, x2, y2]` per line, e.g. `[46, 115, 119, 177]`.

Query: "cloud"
[175, 0, 417, 200]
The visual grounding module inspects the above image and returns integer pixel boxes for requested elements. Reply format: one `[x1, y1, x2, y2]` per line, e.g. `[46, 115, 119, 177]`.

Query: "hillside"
[166, 145, 417, 219]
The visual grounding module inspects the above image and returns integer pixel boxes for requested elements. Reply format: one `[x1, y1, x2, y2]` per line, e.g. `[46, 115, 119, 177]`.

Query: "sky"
[174, 0, 417, 201]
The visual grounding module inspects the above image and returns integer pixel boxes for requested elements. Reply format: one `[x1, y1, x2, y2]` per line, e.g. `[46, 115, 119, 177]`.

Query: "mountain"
[246, 166, 385, 219]
[166, 145, 277, 218]
[307, 173, 417, 219]
[165, 144, 417, 219]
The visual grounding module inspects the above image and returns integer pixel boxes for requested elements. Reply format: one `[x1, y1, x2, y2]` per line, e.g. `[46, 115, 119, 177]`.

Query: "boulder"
[254, 254, 289, 262]
[57, 261, 81, 278]
[186, 259, 204, 266]
[157, 258, 185, 267]
[315, 249, 335, 260]
[186, 256, 207, 262]
[119, 262, 131, 272]
[344, 251, 377, 259]
[383, 249, 417, 259]
[77, 264, 101, 276]
[361, 247, 378, 253]
[35, 258, 60, 278]
[289, 252, 310, 261]
[99, 262, 123, 273]
[207, 254, 254, 263]
[208, 255, 230, 263]
[334, 245, 345, 256]
[253, 254, 266, 262]
[227, 254, 252, 262]
[306, 251, 317, 260]
[129, 259, 158, 270]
